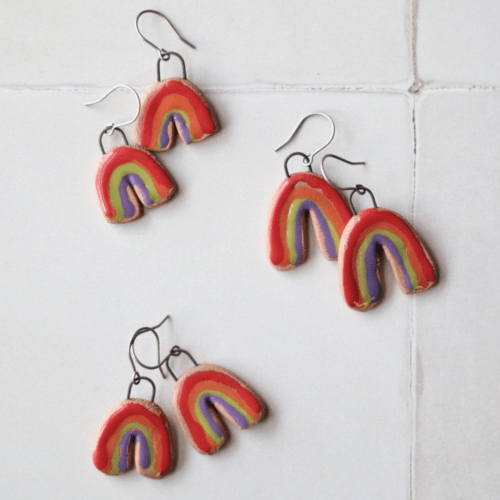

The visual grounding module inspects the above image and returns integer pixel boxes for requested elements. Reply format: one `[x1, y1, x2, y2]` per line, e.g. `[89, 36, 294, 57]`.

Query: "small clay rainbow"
[95, 145, 176, 223]
[136, 78, 218, 151]
[173, 364, 265, 455]
[93, 398, 174, 479]
[267, 172, 353, 270]
[338, 208, 437, 311]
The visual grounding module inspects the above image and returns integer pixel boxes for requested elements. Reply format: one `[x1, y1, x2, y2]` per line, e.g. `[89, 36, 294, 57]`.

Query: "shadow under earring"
[85, 85, 176, 224]
[267, 113, 365, 270]
[336, 185, 437, 311]
[135, 10, 219, 152]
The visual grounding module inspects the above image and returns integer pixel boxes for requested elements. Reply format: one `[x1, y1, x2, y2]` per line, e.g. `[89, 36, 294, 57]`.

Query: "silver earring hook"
[320, 154, 366, 187]
[136, 9, 196, 57]
[83, 84, 141, 136]
[275, 113, 336, 167]
[321, 153, 374, 215]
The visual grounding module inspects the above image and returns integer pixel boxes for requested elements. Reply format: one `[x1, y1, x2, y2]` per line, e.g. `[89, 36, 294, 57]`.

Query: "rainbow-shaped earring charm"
[166, 346, 266, 455]
[85, 85, 176, 224]
[93, 315, 175, 478]
[92, 316, 175, 479]
[336, 185, 437, 311]
[267, 113, 365, 270]
[135, 10, 219, 152]
[93, 392, 174, 478]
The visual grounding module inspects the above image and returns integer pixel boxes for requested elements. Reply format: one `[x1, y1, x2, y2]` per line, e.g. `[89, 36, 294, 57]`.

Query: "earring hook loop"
[136, 10, 196, 57]
[84, 84, 141, 137]
[275, 113, 336, 168]
[165, 345, 198, 382]
[127, 374, 156, 402]
[283, 152, 313, 178]
[337, 184, 378, 215]
[156, 52, 187, 81]
[129, 314, 171, 379]
[97, 127, 129, 155]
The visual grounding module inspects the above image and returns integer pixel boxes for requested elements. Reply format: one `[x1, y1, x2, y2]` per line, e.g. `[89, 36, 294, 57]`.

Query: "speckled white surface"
[414, 91, 500, 499]
[0, 1, 499, 499]
[0, 1, 412, 88]
[418, 0, 500, 87]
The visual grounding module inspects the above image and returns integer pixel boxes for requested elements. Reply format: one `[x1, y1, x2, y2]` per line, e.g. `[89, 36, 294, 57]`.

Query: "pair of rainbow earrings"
[93, 315, 266, 479]
[266, 113, 437, 312]
[85, 10, 219, 224]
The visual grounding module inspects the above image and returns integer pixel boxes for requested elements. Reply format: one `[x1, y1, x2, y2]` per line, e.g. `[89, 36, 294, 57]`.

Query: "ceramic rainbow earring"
[134, 10, 219, 152]
[328, 183, 438, 311]
[267, 113, 365, 270]
[84, 85, 176, 223]
[92, 315, 175, 478]
[165, 345, 266, 455]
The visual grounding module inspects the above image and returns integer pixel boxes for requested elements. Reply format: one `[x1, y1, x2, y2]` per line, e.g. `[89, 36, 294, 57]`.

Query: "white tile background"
[0, 1, 498, 499]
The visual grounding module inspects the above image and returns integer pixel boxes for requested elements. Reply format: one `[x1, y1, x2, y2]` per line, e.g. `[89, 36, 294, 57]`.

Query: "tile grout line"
[409, 101, 418, 500]
[0, 84, 409, 93]
[409, 0, 420, 498]
[0, 83, 499, 93]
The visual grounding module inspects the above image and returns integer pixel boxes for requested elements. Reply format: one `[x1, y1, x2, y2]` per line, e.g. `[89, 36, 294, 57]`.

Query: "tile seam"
[0, 84, 409, 93]
[0, 84, 498, 93]
[420, 84, 500, 91]
[409, 0, 419, 498]
[409, 97, 417, 500]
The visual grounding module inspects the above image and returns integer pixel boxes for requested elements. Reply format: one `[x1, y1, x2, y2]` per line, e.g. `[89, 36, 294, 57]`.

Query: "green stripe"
[285, 198, 339, 264]
[194, 390, 253, 444]
[157, 109, 195, 147]
[109, 162, 163, 222]
[109, 422, 156, 476]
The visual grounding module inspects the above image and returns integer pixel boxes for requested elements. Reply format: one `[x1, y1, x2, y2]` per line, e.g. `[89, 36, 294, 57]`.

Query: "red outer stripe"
[93, 400, 172, 473]
[140, 79, 217, 146]
[268, 172, 352, 265]
[176, 366, 263, 453]
[95, 145, 174, 218]
[340, 207, 436, 307]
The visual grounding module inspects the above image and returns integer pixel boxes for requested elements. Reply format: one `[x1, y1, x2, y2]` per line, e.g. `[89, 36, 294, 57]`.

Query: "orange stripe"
[187, 380, 260, 421]
[151, 94, 203, 140]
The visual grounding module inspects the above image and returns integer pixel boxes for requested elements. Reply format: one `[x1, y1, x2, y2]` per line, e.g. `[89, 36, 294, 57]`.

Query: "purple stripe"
[160, 113, 191, 148]
[209, 395, 250, 428]
[199, 395, 223, 437]
[293, 200, 336, 264]
[118, 430, 151, 472]
[118, 177, 136, 218]
[127, 173, 154, 206]
[198, 394, 250, 438]
[364, 234, 414, 301]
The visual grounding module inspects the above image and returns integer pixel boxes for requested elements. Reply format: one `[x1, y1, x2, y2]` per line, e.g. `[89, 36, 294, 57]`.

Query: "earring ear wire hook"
[275, 113, 336, 167]
[320, 155, 373, 214]
[320, 153, 366, 187]
[136, 10, 196, 56]
[129, 314, 171, 379]
[84, 84, 141, 136]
